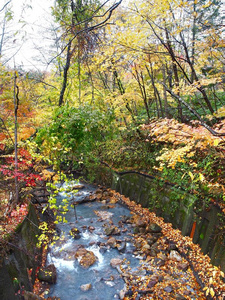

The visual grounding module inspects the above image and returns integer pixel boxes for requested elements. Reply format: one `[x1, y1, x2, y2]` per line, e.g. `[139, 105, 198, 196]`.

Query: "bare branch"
[161, 82, 225, 137]
[0, 0, 12, 13]
[49, 0, 123, 65]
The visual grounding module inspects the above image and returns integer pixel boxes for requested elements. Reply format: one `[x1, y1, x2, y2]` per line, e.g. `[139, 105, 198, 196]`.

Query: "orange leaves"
[19, 127, 36, 141]
[0, 132, 7, 141]
[141, 118, 224, 149]
[99, 188, 225, 299]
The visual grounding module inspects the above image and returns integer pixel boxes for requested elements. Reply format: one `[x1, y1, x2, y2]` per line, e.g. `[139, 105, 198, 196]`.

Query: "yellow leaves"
[156, 144, 194, 170]
[188, 171, 194, 181]
[39, 222, 48, 231]
[203, 286, 215, 297]
[213, 106, 225, 118]
[213, 139, 220, 147]
[199, 173, 205, 182]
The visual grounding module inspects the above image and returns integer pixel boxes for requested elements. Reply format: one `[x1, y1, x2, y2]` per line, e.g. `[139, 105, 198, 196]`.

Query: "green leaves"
[35, 104, 116, 169]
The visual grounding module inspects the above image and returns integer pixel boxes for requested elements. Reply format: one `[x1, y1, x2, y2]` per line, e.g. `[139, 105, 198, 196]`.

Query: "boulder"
[110, 258, 123, 268]
[177, 262, 189, 271]
[75, 246, 98, 268]
[147, 280, 158, 288]
[169, 250, 182, 262]
[70, 227, 81, 239]
[38, 264, 57, 284]
[104, 225, 120, 236]
[94, 210, 113, 221]
[135, 217, 147, 228]
[24, 291, 43, 300]
[80, 251, 97, 268]
[146, 223, 162, 233]
[80, 283, 92, 291]
[117, 241, 126, 253]
[106, 237, 117, 248]
[71, 184, 85, 190]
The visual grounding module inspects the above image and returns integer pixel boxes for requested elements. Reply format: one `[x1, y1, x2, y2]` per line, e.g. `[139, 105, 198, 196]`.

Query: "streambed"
[45, 183, 138, 300]
[44, 182, 204, 299]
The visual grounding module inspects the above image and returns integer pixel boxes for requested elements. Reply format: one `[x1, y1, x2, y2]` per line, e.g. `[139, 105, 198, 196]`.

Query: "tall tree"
[52, 0, 122, 106]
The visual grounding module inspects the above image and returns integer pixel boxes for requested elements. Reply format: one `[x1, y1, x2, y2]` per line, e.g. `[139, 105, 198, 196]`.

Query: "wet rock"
[169, 250, 182, 262]
[149, 242, 160, 256]
[71, 184, 85, 190]
[142, 244, 151, 251]
[168, 242, 178, 251]
[95, 210, 113, 221]
[146, 270, 154, 275]
[110, 258, 123, 268]
[101, 275, 115, 282]
[105, 280, 115, 287]
[59, 250, 77, 260]
[158, 252, 167, 261]
[153, 257, 166, 267]
[99, 245, 108, 253]
[125, 288, 133, 296]
[88, 226, 95, 232]
[149, 249, 158, 257]
[80, 251, 98, 268]
[74, 246, 87, 258]
[131, 269, 146, 276]
[75, 246, 98, 268]
[121, 215, 131, 223]
[104, 225, 121, 236]
[117, 241, 126, 253]
[147, 223, 162, 233]
[107, 237, 117, 248]
[133, 226, 140, 234]
[146, 235, 157, 246]
[164, 286, 173, 293]
[24, 291, 43, 300]
[89, 241, 96, 246]
[175, 294, 187, 300]
[135, 217, 147, 228]
[70, 227, 81, 239]
[119, 286, 127, 300]
[38, 264, 57, 284]
[177, 262, 189, 271]
[80, 283, 92, 291]
[147, 280, 158, 288]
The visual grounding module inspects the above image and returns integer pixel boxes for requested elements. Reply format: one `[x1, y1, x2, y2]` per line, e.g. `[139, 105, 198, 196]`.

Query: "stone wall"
[96, 166, 225, 272]
[0, 204, 41, 300]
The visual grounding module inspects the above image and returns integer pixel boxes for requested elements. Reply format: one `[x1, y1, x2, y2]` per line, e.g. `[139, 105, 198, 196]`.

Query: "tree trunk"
[162, 65, 169, 118]
[58, 40, 72, 106]
[13, 70, 19, 203]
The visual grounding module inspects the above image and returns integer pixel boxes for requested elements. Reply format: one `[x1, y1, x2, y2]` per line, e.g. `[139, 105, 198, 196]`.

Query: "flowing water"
[44, 182, 203, 300]
[45, 182, 139, 300]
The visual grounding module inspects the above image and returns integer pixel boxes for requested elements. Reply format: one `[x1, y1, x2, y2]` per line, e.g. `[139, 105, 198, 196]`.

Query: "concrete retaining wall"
[0, 204, 41, 300]
[95, 166, 225, 272]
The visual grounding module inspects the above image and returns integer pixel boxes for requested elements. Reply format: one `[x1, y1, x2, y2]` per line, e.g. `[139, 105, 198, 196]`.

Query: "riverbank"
[36, 182, 224, 299]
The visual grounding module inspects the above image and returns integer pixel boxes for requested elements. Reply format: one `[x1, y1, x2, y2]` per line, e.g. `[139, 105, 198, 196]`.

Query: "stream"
[45, 182, 139, 300]
[44, 181, 203, 299]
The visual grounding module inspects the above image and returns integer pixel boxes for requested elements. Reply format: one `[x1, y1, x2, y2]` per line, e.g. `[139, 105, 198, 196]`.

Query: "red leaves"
[0, 148, 42, 187]
[8, 204, 28, 225]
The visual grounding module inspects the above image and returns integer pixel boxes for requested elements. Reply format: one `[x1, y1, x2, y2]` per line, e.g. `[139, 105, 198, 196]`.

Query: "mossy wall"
[0, 204, 41, 300]
[96, 166, 225, 272]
